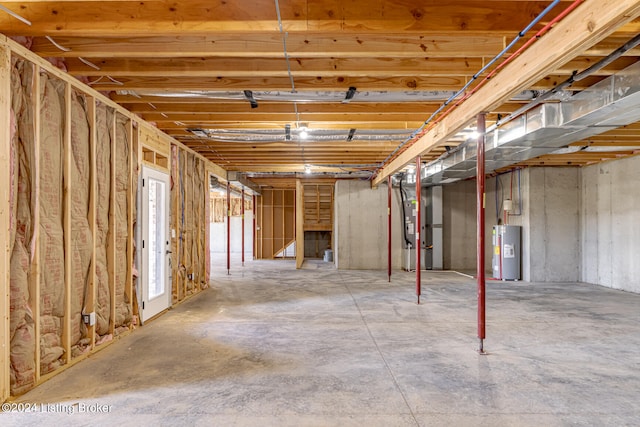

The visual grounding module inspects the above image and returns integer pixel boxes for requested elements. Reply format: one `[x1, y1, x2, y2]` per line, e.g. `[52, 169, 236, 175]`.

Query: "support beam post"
[477, 113, 487, 354]
[387, 176, 392, 282]
[0, 42, 11, 402]
[241, 187, 245, 266]
[415, 156, 421, 304]
[226, 180, 230, 275]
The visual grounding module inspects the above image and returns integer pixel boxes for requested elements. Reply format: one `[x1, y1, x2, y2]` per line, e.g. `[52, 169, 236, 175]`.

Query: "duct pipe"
[387, 176, 392, 283]
[242, 187, 245, 267]
[416, 156, 422, 304]
[227, 181, 231, 275]
[495, 32, 640, 130]
[477, 114, 487, 354]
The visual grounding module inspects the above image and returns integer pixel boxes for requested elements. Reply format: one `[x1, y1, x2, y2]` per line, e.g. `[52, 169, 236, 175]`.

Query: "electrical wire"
[274, 0, 296, 93]
[0, 4, 32, 25]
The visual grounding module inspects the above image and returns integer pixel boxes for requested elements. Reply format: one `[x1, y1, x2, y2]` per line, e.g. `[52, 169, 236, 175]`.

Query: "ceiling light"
[304, 165, 312, 174]
[467, 131, 480, 141]
[299, 128, 309, 139]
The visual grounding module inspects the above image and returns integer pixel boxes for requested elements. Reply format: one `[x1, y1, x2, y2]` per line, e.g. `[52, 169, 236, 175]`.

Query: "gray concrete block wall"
[442, 179, 477, 271]
[334, 180, 404, 270]
[442, 167, 580, 282]
[210, 213, 254, 254]
[580, 156, 640, 293]
[442, 177, 499, 273]
[527, 168, 580, 282]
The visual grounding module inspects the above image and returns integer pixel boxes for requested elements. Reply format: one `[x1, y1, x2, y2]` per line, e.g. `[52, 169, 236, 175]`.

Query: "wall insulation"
[2, 37, 219, 400]
[171, 146, 208, 303]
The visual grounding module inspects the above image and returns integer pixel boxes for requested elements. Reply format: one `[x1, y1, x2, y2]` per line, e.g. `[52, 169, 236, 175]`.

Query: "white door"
[140, 166, 171, 323]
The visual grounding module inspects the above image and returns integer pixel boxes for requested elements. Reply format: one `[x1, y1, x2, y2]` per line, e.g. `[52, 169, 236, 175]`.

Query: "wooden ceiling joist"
[0, 1, 570, 36]
[372, 0, 640, 186]
[2, 1, 639, 174]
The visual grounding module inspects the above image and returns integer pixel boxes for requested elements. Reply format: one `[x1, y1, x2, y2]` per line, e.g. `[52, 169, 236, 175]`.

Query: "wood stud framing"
[0, 41, 11, 403]
[1, 36, 227, 399]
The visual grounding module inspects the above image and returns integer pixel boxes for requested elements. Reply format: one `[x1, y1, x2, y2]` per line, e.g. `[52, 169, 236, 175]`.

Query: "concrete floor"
[4, 256, 640, 426]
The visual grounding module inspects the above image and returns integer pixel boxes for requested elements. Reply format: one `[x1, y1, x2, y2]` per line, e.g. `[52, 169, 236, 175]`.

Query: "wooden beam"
[372, 0, 640, 186]
[30, 33, 508, 59]
[141, 112, 459, 123]
[0, 41, 11, 403]
[66, 57, 484, 78]
[87, 96, 97, 349]
[62, 82, 72, 365]
[108, 110, 116, 335]
[87, 75, 469, 92]
[164, 122, 427, 131]
[120, 101, 527, 114]
[126, 119, 134, 328]
[30, 64, 42, 381]
[0, 1, 559, 36]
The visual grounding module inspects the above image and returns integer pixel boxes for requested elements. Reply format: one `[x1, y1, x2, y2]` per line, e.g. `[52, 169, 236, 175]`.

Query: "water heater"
[492, 225, 521, 280]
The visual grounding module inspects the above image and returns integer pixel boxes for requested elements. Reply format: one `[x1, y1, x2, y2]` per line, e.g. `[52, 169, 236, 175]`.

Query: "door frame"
[138, 165, 172, 324]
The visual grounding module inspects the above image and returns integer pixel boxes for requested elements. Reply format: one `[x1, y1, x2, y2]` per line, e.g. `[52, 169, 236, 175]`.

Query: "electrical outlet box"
[187, 273, 194, 281]
[82, 312, 96, 326]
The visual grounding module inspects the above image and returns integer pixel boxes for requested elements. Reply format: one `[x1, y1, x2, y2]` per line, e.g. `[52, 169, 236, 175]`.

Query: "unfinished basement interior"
[1, 1, 640, 425]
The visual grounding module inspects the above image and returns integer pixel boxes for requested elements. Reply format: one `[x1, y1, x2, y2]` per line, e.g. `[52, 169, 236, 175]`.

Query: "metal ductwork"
[422, 59, 640, 185]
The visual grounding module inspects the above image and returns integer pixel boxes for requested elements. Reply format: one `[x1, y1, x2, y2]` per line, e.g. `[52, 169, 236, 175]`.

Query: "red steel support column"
[415, 156, 421, 304]
[388, 176, 392, 282]
[241, 188, 245, 266]
[477, 113, 487, 353]
[252, 194, 256, 259]
[226, 181, 231, 275]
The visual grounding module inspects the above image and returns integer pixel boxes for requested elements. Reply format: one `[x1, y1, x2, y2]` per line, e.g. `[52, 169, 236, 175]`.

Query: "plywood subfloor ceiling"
[2, 0, 640, 178]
